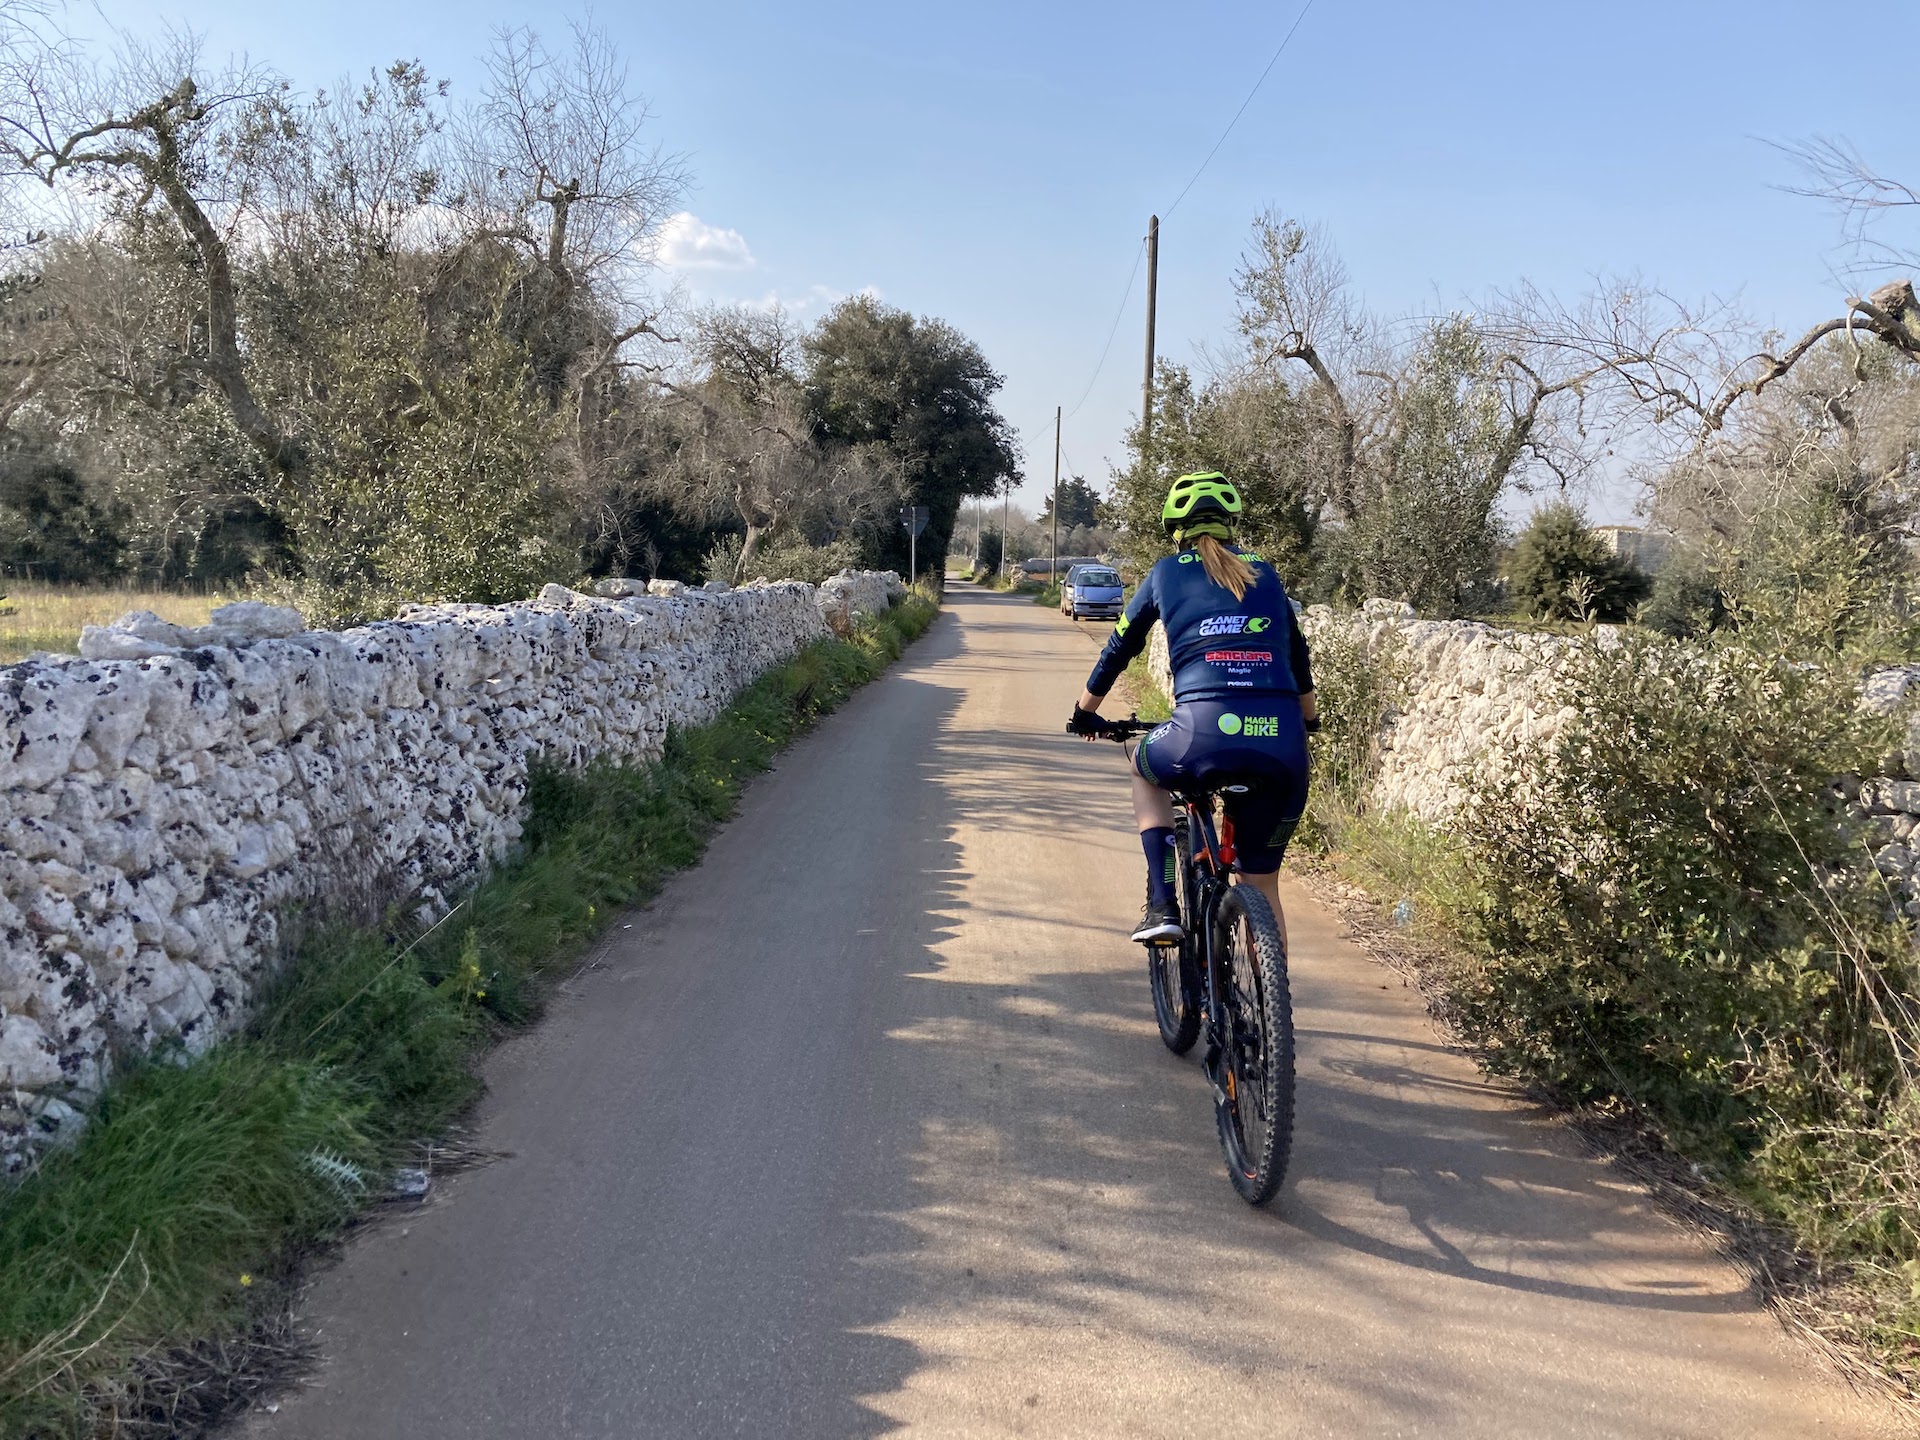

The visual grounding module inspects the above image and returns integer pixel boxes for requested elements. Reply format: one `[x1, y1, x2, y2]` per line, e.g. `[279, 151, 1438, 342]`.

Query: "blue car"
[1062, 563, 1124, 621]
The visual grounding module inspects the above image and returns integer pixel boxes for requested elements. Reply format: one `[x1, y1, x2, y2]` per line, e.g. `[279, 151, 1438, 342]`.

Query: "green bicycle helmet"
[1161, 471, 1242, 540]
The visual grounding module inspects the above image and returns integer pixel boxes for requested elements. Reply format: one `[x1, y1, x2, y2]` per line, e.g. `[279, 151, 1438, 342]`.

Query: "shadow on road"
[246, 583, 1870, 1440]
[809, 583, 1774, 1437]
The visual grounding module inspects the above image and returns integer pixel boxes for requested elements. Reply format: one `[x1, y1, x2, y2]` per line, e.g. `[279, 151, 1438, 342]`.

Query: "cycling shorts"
[1131, 697, 1309, 875]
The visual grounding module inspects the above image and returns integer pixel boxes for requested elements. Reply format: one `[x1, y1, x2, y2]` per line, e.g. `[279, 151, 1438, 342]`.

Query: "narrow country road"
[239, 583, 1897, 1439]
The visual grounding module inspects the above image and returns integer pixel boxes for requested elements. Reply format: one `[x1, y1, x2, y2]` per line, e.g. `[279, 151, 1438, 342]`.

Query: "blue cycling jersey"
[1085, 546, 1313, 703]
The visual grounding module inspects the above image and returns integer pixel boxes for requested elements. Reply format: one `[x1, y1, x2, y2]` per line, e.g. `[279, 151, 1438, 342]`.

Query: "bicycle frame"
[1171, 791, 1240, 1085]
[1096, 718, 1253, 1085]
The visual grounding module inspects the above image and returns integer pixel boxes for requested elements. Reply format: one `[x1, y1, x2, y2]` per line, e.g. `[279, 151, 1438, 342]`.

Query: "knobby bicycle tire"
[1147, 821, 1203, 1054]
[1211, 884, 1295, 1205]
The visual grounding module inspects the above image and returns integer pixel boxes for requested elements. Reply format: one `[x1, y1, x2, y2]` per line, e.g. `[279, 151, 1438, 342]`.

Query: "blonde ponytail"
[1195, 533, 1256, 602]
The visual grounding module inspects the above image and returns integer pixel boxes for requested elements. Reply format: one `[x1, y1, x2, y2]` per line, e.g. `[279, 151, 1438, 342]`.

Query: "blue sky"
[84, 0, 1920, 522]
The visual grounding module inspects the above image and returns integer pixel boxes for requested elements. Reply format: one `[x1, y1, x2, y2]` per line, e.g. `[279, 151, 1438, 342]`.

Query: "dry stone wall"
[1145, 600, 1920, 914]
[0, 570, 904, 1162]
[1298, 601, 1582, 825]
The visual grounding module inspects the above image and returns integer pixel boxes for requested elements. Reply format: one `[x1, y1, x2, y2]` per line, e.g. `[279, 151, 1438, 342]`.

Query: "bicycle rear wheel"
[1210, 884, 1295, 1205]
[1147, 822, 1202, 1054]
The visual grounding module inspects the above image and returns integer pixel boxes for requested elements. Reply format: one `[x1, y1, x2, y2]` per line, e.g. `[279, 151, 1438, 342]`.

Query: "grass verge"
[0, 595, 939, 1438]
[1120, 653, 1171, 723]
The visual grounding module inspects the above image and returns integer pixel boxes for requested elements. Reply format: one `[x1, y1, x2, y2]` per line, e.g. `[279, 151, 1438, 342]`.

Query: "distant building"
[1592, 525, 1672, 574]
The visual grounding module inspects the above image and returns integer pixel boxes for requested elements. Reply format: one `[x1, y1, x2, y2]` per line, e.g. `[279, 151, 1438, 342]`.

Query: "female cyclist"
[1066, 472, 1316, 943]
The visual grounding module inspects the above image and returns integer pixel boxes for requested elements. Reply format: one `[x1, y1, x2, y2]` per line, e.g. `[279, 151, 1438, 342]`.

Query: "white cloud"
[736, 283, 882, 316]
[656, 211, 755, 270]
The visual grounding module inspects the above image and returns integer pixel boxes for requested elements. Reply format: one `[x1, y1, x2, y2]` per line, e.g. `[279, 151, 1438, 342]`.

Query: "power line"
[1162, 0, 1318, 221]
[1040, 0, 1319, 473]
[1062, 234, 1148, 421]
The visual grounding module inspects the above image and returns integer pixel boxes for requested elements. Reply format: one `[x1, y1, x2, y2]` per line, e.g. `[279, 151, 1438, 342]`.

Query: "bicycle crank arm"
[1203, 1043, 1228, 1105]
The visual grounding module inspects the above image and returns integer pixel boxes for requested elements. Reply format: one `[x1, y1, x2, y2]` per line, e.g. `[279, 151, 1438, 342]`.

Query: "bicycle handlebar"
[1085, 715, 1153, 742]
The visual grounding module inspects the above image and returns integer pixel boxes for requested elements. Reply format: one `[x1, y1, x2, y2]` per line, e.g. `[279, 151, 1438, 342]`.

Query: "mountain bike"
[1093, 716, 1296, 1205]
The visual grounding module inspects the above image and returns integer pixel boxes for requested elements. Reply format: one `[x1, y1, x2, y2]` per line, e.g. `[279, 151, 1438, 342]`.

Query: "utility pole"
[1051, 405, 1061, 584]
[1000, 480, 1009, 581]
[1142, 214, 1160, 450]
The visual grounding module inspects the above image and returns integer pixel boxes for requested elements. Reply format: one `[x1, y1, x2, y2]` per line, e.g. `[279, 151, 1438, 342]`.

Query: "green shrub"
[1639, 562, 1726, 638]
[1445, 628, 1920, 1360]
[1298, 616, 1406, 851]
[974, 530, 1003, 575]
[1505, 502, 1649, 622]
[1454, 632, 1894, 1120]
[1720, 470, 1920, 662]
[735, 538, 866, 586]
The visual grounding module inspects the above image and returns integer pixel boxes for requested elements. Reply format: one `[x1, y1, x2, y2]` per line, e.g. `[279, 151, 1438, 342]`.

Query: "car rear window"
[1078, 568, 1120, 587]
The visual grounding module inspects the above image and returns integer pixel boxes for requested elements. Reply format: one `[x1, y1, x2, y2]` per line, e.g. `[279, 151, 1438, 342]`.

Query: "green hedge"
[1306, 620, 1920, 1395]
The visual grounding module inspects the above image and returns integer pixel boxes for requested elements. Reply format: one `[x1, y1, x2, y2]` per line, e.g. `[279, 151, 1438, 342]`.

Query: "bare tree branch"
[1232, 210, 1360, 514]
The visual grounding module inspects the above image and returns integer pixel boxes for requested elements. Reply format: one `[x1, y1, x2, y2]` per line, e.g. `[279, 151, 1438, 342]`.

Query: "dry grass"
[0, 583, 233, 664]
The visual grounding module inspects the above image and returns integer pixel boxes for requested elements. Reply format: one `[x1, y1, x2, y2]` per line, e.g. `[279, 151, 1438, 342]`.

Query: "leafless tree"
[1647, 322, 1920, 551]
[0, 29, 297, 470]
[1775, 135, 1920, 273]
[694, 303, 804, 408]
[1487, 274, 1920, 460]
[1232, 211, 1362, 512]
[236, 60, 454, 260]
[456, 19, 688, 301]
[1232, 211, 1615, 522]
[655, 389, 836, 580]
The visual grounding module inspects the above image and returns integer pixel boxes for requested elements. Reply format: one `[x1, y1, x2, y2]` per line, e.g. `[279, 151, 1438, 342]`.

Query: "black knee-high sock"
[1141, 827, 1176, 906]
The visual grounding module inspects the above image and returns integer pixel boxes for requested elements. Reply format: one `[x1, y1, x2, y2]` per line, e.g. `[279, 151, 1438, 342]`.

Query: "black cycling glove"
[1304, 716, 1322, 735]
[1067, 705, 1106, 738]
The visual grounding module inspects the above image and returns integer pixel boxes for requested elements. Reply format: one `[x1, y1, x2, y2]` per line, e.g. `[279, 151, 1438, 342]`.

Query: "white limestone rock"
[0, 1015, 61, 1089]
[1861, 666, 1920, 716]
[207, 601, 306, 643]
[76, 609, 203, 661]
[816, 570, 901, 637]
[591, 577, 648, 598]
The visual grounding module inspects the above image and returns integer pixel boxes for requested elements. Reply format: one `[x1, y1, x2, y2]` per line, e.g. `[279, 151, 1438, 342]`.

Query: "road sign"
[900, 506, 929, 583]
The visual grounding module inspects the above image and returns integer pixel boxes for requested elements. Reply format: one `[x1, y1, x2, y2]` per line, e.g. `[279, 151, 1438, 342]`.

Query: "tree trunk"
[1289, 341, 1356, 517]
[735, 522, 767, 583]
[146, 105, 296, 475]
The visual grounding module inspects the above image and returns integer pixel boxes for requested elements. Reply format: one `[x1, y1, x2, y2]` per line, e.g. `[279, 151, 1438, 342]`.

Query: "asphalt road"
[237, 582, 1899, 1439]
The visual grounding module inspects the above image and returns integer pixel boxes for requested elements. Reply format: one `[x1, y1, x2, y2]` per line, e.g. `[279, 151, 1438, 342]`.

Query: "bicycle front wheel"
[1211, 884, 1295, 1205]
